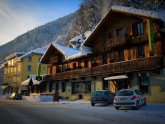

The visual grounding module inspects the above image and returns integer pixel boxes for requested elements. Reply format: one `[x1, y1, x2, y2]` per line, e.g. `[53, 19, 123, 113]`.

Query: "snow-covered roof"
[54, 43, 93, 60]
[41, 42, 93, 62]
[21, 76, 36, 86]
[69, 31, 92, 48]
[83, 5, 165, 45]
[18, 46, 47, 61]
[111, 5, 165, 22]
[5, 52, 26, 60]
[21, 78, 31, 86]
[53, 43, 80, 59]
[0, 62, 7, 69]
[70, 34, 85, 43]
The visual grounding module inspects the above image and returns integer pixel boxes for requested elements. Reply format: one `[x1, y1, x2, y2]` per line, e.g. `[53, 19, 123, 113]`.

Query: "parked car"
[91, 90, 115, 106]
[114, 89, 146, 110]
[8, 93, 22, 100]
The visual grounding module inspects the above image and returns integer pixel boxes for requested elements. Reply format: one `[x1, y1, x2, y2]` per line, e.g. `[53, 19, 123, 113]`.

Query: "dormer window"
[28, 56, 32, 62]
[133, 22, 145, 35]
[116, 27, 126, 37]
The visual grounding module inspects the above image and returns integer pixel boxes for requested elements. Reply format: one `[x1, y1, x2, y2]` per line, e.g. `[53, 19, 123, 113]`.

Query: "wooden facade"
[43, 15, 163, 80]
[41, 8, 165, 102]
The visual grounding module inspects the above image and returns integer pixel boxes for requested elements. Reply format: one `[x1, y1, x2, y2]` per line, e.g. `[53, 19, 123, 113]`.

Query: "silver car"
[114, 89, 146, 110]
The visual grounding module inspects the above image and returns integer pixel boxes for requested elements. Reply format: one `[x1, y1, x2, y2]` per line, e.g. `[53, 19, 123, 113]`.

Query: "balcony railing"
[104, 34, 148, 50]
[128, 34, 148, 44]
[92, 56, 161, 76]
[105, 36, 126, 50]
[51, 56, 161, 80]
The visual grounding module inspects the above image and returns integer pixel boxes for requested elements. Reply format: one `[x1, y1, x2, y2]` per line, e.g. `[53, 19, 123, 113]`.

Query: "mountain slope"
[0, 12, 77, 63]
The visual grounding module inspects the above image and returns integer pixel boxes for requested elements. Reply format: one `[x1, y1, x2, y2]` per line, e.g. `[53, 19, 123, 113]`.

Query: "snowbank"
[23, 95, 53, 102]
[0, 94, 9, 99]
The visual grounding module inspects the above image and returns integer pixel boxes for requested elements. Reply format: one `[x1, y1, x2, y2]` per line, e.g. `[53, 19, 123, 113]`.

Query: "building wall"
[58, 81, 72, 99]
[21, 54, 47, 82]
[130, 69, 165, 103]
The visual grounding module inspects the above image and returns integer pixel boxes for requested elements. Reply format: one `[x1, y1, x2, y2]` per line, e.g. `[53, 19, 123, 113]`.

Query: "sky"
[0, 0, 82, 46]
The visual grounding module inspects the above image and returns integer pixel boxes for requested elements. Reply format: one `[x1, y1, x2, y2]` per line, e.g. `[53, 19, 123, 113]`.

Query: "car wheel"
[143, 98, 146, 106]
[91, 103, 95, 106]
[134, 101, 139, 110]
[104, 100, 108, 106]
[115, 107, 119, 110]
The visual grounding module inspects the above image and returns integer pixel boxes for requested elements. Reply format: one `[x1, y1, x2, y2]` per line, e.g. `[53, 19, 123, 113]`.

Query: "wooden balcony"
[105, 36, 126, 50]
[104, 34, 148, 51]
[52, 68, 91, 80]
[51, 56, 161, 80]
[128, 34, 148, 44]
[92, 56, 161, 76]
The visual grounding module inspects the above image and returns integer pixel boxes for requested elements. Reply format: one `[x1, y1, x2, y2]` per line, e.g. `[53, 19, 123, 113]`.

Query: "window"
[38, 58, 41, 62]
[62, 82, 66, 92]
[138, 72, 150, 93]
[116, 27, 126, 37]
[28, 56, 32, 62]
[72, 82, 85, 94]
[110, 52, 115, 63]
[138, 46, 145, 58]
[84, 58, 88, 68]
[133, 22, 145, 35]
[62, 64, 66, 72]
[27, 65, 32, 71]
[78, 61, 82, 69]
[103, 80, 108, 90]
[128, 48, 137, 60]
[85, 81, 91, 93]
[119, 50, 124, 61]
[49, 82, 52, 92]
[102, 54, 107, 64]
[27, 75, 30, 79]
[73, 63, 76, 70]
[92, 57, 98, 67]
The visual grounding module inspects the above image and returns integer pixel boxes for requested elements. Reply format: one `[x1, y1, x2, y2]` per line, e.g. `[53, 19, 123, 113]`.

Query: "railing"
[52, 68, 91, 80]
[105, 36, 126, 50]
[92, 56, 161, 76]
[128, 34, 148, 44]
[51, 56, 161, 80]
[104, 34, 148, 50]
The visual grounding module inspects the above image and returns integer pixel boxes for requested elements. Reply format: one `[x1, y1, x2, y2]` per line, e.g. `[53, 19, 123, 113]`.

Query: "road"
[0, 99, 165, 124]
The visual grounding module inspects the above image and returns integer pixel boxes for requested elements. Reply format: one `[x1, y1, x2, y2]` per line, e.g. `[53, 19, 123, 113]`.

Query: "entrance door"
[103, 80, 108, 90]
[116, 80, 129, 91]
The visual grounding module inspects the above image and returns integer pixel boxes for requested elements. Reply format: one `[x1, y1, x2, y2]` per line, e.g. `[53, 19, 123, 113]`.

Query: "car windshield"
[15, 93, 21, 97]
[116, 90, 133, 96]
[92, 91, 104, 96]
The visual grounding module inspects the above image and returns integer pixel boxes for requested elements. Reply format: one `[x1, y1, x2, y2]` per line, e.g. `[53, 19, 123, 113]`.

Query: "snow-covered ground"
[0, 95, 165, 124]
[22, 95, 165, 123]
[52, 103, 165, 124]
[23, 95, 53, 102]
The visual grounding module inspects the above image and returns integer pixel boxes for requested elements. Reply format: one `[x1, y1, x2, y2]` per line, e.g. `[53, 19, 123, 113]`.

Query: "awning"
[33, 80, 42, 85]
[21, 78, 31, 86]
[1, 85, 7, 90]
[104, 75, 128, 80]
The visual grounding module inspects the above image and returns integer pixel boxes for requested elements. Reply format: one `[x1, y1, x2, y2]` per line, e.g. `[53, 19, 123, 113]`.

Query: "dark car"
[91, 90, 115, 106]
[8, 93, 22, 100]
